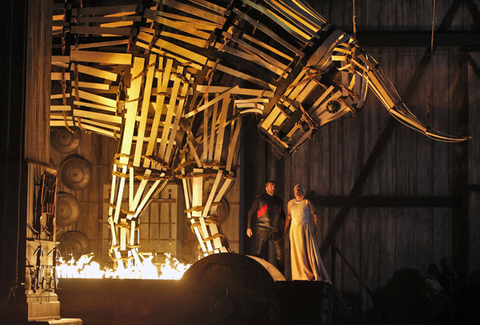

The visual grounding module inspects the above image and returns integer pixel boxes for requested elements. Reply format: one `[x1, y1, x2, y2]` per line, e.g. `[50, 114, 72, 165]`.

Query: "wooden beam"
[356, 31, 480, 48]
[310, 196, 462, 207]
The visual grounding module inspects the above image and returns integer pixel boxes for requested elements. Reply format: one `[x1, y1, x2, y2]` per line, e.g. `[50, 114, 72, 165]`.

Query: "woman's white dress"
[289, 199, 331, 281]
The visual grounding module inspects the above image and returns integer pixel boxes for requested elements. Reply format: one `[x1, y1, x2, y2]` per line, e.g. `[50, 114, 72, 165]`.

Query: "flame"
[56, 253, 191, 280]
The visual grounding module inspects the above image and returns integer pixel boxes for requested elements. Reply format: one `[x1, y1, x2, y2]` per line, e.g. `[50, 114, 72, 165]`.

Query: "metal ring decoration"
[50, 127, 81, 153]
[55, 192, 80, 227]
[59, 155, 92, 191]
[59, 230, 91, 260]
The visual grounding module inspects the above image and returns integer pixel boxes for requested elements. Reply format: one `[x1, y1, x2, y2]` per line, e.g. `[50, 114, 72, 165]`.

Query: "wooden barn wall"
[243, 0, 478, 315]
[24, 0, 52, 165]
[468, 52, 480, 274]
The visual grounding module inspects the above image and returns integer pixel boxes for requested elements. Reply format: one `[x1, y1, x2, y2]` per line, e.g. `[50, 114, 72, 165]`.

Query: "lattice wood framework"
[50, 0, 468, 267]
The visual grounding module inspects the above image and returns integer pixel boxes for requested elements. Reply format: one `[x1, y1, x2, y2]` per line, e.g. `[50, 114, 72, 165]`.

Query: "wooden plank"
[214, 64, 275, 90]
[129, 167, 134, 208]
[136, 34, 204, 70]
[73, 39, 129, 50]
[73, 100, 117, 113]
[213, 177, 233, 203]
[154, 38, 208, 65]
[78, 5, 138, 16]
[128, 169, 152, 219]
[196, 85, 274, 97]
[191, 169, 212, 251]
[267, 0, 320, 33]
[226, 119, 242, 171]
[144, 59, 173, 167]
[99, 21, 134, 29]
[208, 98, 218, 163]
[221, 44, 285, 76]
[51, 93, 71, 100]
[189, 0, 226, 14]
[71, 26, 131, 36]
[114, 166, 128, 223]
[232, 7, 304, 57]
[50, 105, 71, 111]
[260, 105, 283, 130]
[165, 73, 191, 163]
[285, 0, 326, 24]
[73, 109, 122, 124]
[226, 32, 291, 73]
[77, 81, 110, 90]
[163, 0, 225, 24]
[242, 33, 294, 62]
[51, 72, 70, 80]
[133, 180, 162, 219]
[77, 15, 141, 23]
[159, 31, 207, 48]
[73, 122, 116, 138]
[72, 88, 117, 108]
[146, 9, 221, 31]
[213, 97, 229, 163]
[185, 128, 203, 168]
[76, 63, 119, 81]
[293, 79, 317, 103]
[71, 50, 132, 65]
[119, 57, 144, 166]
[202, 105, 210, 162]
[133, 54, 156, 167]
[184, 85, 239, 118]
[202, 170, 223, 218]
[241, 0, 311, 42]
[142, 13, 211, 40]
[158, 66, 184, 161]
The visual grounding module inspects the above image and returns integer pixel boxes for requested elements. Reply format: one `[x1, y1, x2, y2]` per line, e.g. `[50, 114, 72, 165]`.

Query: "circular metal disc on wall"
[56, 192, 80, 227]
[210, 198, 229, 223]
[59, 231, 91, 259]
[59, 156, 92, 191]
[51, 128, 81, 153]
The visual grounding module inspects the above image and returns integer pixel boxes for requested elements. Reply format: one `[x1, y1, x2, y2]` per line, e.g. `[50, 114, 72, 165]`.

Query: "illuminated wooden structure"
[50, 0, 468, 267]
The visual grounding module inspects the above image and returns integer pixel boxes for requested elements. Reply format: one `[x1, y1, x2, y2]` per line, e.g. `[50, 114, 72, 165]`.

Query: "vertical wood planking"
[25, 0, 52, 165]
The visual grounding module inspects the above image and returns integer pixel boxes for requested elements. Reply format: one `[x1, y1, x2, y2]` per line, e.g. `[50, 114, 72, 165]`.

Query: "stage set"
[1, 0, 479, 324]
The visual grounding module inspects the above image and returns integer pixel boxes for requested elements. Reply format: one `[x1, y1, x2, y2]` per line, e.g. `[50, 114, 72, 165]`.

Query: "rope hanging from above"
[427, 0, 437, 128]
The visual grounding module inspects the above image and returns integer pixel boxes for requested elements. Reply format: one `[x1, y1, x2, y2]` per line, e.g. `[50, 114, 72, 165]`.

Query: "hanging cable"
[427, 0, 437, 127]
[352, 0, 357, 38]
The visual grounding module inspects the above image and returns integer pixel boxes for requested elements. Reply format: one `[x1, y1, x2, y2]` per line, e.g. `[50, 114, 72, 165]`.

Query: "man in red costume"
[247, 180, 285, 272]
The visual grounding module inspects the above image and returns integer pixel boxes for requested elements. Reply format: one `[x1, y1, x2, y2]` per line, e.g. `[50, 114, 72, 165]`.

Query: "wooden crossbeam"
[165, 73, 191, 163]
[73, 109, 121, 124]
[119, 57, 144, 166]
[133, 54, 157, 167]
[71, 26, 132, 36]
[232, 7, 304, 57]
[184, 85, 239, 118]
[75, 64, 119, 82]
[241, 0, 311, 42]
[144, 58, 173, 167]
[163, 0, 225, 24]
[73, 100, 117, 113]
[72, 88, 117, 108]
[158, 66, 184, 161]
[128, 169, 151, 220]
[213, 97, 229, 163]
[71, 50, 132, 65]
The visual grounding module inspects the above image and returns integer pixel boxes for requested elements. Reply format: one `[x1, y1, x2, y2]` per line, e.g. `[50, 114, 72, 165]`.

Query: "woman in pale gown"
[284, 184, 330, 282]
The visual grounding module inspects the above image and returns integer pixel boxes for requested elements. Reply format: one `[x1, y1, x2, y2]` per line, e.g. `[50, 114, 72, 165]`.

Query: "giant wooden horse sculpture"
[51, 0, 468, 268]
